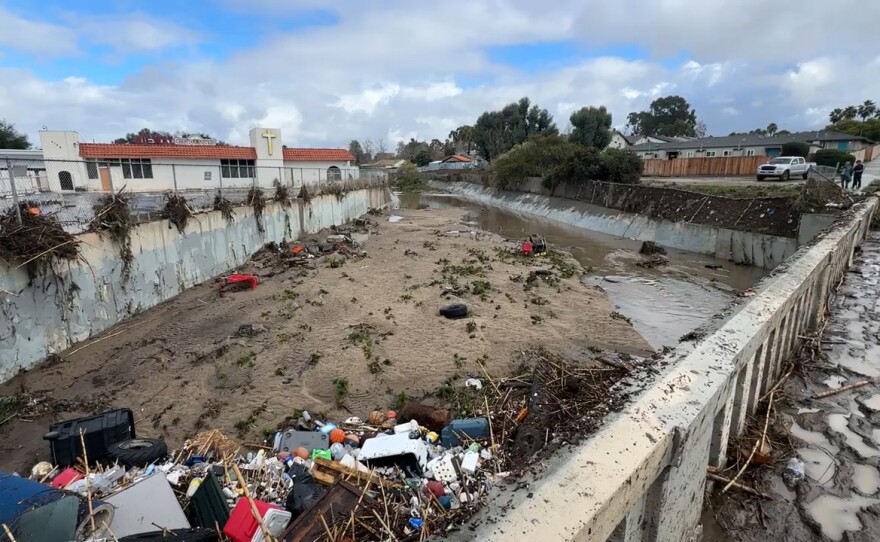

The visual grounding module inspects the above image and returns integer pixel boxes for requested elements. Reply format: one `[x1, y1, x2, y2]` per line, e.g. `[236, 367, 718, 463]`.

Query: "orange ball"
[385, 410, 397, 420]
[293, 447, 309, 460]
[329, 428, 346, 444]
[368, 411, 385, 425]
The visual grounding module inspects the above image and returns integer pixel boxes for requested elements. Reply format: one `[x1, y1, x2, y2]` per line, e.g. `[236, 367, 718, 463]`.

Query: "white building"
[36, 127, 357, 193]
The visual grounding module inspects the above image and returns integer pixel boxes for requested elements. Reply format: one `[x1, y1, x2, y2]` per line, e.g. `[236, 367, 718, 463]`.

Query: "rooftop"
[631, 130, 871, 152]
[77, 143, 355, 162]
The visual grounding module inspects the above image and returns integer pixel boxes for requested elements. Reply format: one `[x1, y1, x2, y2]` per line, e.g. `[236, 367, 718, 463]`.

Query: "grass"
[333, 377, 350, 407]
[325, 257, 344, 268]
[237, 352, 256, 367]
[453, 353, 467, 368]
[465, 320, 478, 333]
[610, 311, 633, 325]
[470, 280, 491, 295]
[669, 183, 802, 199]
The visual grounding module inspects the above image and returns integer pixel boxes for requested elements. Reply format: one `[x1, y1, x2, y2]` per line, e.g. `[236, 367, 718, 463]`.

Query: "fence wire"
[1, 158, 388, 234]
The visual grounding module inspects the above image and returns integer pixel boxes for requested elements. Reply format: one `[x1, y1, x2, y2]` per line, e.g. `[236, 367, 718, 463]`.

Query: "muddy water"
[401, 192, 765, 348]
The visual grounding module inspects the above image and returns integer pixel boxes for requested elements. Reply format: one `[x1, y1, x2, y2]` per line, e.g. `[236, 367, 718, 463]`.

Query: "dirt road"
[0, 207, 651, 473]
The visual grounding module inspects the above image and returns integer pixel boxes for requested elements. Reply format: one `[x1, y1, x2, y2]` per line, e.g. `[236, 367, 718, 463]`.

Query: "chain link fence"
[1, 158, 388, 233]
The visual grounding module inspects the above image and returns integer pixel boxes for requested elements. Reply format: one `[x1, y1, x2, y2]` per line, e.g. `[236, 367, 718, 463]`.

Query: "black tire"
[440, 303, 468, 319]
[756, 175, 765, 181]
[106, 438, 168, 467]
[119, 528, 217, 541]
[782, 170, 790, 181]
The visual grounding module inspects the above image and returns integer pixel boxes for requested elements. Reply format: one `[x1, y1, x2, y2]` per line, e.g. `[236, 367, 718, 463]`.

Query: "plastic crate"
[43, 409, 135, 467]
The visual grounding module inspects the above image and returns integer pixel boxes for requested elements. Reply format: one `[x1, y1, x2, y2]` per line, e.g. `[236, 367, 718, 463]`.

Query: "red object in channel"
[220, 274, 258, 291]
[51, 467, 84, 489]
[521, 241, 533, 256]
[222, 498, 291, 542]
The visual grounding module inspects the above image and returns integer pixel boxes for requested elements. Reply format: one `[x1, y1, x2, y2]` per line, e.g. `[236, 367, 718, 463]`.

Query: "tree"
[414, 149, 432, 167]
[474, 97, 557, 161]
[781, 142, 810, 158]
[348, 140, 370, 164]
[842, 106, 858, 120]
[114, 128, 174, 144]
[0, 119, 30, 149]
[858, 100, 877, 122]
[766, 123, 778, 136]
[626, 95, 698, 137]
[569, 106, 613, 149]
[695, 121, 708, 138]
[448, 125, 475, 153]
[777, 129, 791, 135]
[815, 149, 856, 168]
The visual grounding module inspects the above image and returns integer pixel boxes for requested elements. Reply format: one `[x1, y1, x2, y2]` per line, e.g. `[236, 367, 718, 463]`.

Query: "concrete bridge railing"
[475, 199, 877, 542]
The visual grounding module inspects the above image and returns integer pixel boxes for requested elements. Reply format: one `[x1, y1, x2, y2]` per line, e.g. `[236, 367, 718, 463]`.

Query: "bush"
[493, 134, 578, 184]
[394, 162, 423, 192]
[601, 148, 643, 184]
[815, 149, 857, 168]
[545, 146, 603, 189]
[781, 141, 810, 158]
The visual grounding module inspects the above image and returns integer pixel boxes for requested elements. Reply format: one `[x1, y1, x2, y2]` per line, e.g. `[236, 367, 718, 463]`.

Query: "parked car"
[756, 156, 814, 181]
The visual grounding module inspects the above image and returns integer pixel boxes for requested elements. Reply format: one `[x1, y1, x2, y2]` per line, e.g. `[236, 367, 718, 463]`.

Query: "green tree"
[766, 123, 778, 136]
[858, 100, 877, 122]
[842, 106, 858, 120]
[829, 108, 844, 124]
[815, 149, 856, 168]
[626, 96, 698, 137]
[448, 125, 475, 153]
[396, 138, 429, 161]
[348, 140, 370, 164]
[394, 161, 423, 191]
[0, 119, 30, 149]
[413, 149, 432, 167]
[569, 106, 613, 149]
[601, 148, 643, 184]
[781, 141, 810, 158]
[114, 127, 174, 144]
[474, 97, 557, 161]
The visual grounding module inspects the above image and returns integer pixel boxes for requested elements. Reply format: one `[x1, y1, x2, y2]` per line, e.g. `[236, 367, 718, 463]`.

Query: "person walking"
[840, 161, 853, 189]
[853, 160, 865, 190]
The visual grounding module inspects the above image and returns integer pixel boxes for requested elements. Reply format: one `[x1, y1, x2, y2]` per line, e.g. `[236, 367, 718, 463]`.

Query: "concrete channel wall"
[0, 187, 390, 382]
[429, 180, 800, 268]
[474, 198, 877, 542]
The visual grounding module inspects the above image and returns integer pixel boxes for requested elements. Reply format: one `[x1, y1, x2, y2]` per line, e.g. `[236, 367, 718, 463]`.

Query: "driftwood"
[511, 361, 557, 461]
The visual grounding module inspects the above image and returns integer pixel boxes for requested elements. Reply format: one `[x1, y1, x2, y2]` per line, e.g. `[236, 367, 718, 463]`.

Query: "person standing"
[840, 161, 853, 189]
[853, 160, 865, 190]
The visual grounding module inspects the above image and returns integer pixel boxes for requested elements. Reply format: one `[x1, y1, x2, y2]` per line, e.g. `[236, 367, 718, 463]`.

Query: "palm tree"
[829, 108, 844, 124]
[766, 123, 778, 136]
[857, 100, 877, 121]
[842, 106, 858, 120]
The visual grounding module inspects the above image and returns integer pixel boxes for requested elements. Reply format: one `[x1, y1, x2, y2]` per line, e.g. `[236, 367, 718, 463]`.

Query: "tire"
[756, 175, 765, 181]
[440, 303, 468, 319]
[119, 528, 217, 541]
[782, 170, 790, 181]
[106, 438, 168, 467]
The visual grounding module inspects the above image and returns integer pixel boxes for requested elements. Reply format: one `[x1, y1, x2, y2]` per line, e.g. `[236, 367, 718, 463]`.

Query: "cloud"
[73, 13, 200, 53]
[3, 1, 880, 147]
[0, 7, 79, 56]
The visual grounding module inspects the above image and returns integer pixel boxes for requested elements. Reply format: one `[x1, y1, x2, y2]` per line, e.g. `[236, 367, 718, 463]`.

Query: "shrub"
[394, 162, 423, 192]
[493, 134, 579, 184]
[544, 146, 604, 189]
[781, 141, 810, 158]
[815, 149, 857, 168]
[601, 148, 643, 184]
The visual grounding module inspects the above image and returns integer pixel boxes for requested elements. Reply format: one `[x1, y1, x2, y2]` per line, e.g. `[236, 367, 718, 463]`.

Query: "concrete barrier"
[430, 180, 800, 268]
[0, 187, 391, 381]
[470, 198, 877, 541]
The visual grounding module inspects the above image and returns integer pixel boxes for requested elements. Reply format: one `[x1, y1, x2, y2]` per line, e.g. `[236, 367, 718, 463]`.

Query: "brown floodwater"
[400, 192, 766, 349]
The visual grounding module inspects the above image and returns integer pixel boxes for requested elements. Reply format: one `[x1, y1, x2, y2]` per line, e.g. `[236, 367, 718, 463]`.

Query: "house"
[607, 131, 685, 150]
[441, 154, 473, 164]
[630, 130, 872, 160]
[35, 127, 356, 193]
[0, 148, 48, 194]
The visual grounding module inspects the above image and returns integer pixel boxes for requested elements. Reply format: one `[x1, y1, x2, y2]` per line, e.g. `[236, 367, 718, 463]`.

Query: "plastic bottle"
[782, 457, 805, 487]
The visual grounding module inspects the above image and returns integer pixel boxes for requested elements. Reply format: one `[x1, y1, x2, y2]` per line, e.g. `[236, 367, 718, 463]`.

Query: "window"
[746, 150, 755, 156]
[327, 166, 342, 181]
[122, 159, 152, 179]
[221, 159, 255, 178]
[58, 171, 73, 190]
[722, 150, 731, 157]
[705, 151, 717, 157]
[685, 151, 694, 158]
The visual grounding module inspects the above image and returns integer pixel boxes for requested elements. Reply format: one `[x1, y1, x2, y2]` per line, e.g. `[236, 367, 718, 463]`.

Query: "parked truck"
[756, 156, 814, 181]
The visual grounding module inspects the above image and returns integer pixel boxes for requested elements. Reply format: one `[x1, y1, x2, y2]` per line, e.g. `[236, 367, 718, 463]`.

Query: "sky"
[1, 0, 879, 148]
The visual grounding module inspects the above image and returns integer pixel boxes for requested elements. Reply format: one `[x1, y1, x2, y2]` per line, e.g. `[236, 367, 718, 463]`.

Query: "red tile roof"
[442, 154, 473, 163]
[79, 143, 257, 160]
[282, 148, 355, 162]
[79, 143, 355, 163]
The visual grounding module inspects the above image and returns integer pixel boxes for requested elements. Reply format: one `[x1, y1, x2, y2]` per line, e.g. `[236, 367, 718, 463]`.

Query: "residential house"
[36, 128, 356, 192]
[608, 131, 686, 150]
[631, 130, 872, 160]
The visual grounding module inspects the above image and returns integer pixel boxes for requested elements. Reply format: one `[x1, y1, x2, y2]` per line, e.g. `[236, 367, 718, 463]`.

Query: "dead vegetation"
[0, 202, 81, 280]
[162, 193, 194, 233]
[90, 188, 137, 281]
[247, 186, 267, 233]
[212, 193, 236, 224]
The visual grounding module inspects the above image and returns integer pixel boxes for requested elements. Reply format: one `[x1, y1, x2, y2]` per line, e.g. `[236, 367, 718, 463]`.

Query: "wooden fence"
[642, 156, 768, 177]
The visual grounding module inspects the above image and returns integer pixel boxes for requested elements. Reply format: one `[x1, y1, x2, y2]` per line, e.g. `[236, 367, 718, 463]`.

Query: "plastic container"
[275, 430, 329, 453]
[50, 467, 83, 489]
[43, 409, 135, 467]
[440, 418, 489, 447]
[223, 498, 291, 542]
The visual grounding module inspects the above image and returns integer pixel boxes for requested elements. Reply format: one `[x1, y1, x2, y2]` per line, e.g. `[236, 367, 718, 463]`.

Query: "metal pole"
[171, 164, 178, 193]
[6, 158, 22, 224]
[107, 164, 115, 193]
[218, 166, 223, 198]
[279, 166, 284, 187]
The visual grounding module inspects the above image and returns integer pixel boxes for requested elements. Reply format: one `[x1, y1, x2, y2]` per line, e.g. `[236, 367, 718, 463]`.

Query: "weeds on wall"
[0, 202, 81, 281]
[320, 182, 347, 201]
[212, 193, 236, 224]
[247, 186, 266, 234]
[297, 184, 313, 204]
[90, 188, 136, 281]
[274, 183, 291, 208]
[162, 193, 194, 233]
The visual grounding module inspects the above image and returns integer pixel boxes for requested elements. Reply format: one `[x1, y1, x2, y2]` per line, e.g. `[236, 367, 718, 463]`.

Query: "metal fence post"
[107, 166, 115, 193]
[171, 164, 178, 193]
[218, 166, 224, 198]
[279, 166, 284, 187]
[5, 158, 22, 224]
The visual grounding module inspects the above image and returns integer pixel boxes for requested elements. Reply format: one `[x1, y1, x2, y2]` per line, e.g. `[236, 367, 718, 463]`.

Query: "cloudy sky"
[1, 0, 878, 148]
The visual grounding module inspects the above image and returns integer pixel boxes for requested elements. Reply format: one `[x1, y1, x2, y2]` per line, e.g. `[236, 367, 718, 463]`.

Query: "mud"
[708, 235, 880, 541]
[0, 206, 652, 474]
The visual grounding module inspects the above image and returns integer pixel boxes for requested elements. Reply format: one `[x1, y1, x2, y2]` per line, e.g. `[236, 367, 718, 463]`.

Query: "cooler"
[223, 498, 291, 542]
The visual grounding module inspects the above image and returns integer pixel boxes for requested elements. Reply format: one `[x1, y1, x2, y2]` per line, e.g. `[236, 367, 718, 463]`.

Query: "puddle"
[853, 464, 880, 495]
[830, 344, 880, 377]
[828, 414, 880, 458]
[805, 494, 880, 541]
[823, 375, 848, 389]
[864, 394, 880, 411]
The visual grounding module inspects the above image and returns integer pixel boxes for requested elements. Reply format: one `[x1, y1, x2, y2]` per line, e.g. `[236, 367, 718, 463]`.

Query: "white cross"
[262, 130, 277, 156]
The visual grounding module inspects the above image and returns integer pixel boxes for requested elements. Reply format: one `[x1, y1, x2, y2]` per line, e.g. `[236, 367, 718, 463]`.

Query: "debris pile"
[163, 193, 194, 233]
[90, 188, 137, 279]
[2, 350, 636, 541]
[0, 202, 80, 279]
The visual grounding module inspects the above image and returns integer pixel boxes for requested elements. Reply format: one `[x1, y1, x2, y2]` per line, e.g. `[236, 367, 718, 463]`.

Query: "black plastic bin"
[43, 408, 136, 467]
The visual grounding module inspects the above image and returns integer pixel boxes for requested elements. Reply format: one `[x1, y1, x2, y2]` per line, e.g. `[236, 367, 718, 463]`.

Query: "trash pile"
[0, 350, 634, 541]
[0, 202, 81, 279]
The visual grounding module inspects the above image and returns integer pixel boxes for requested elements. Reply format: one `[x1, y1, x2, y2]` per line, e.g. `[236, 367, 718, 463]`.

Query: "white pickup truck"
[756, 156, 814, 181]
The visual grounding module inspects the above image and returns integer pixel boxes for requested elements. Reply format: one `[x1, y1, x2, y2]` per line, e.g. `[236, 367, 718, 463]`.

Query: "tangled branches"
[247, 187, 266, 234]
[90, 188, 136, 281]
[212, 193, 236, 224]
[0, 203, 80, 280]
[162, 193, 194, 234]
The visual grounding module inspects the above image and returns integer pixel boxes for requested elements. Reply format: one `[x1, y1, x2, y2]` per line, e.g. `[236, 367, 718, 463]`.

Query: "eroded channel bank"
[0, 187, 391, 380]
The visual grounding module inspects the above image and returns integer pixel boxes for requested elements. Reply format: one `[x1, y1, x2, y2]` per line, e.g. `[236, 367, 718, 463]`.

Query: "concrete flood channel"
[707, 236, 880, 542]
[400, 191, 765, 350]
